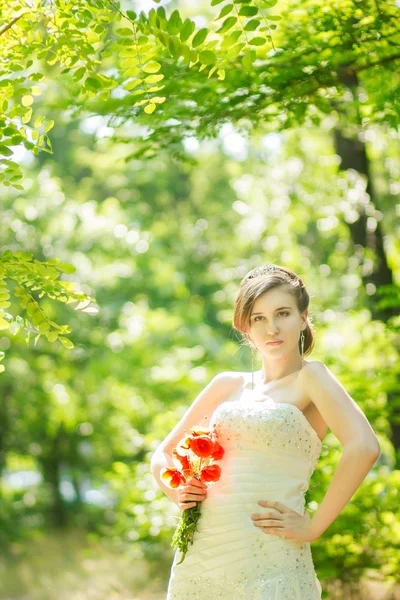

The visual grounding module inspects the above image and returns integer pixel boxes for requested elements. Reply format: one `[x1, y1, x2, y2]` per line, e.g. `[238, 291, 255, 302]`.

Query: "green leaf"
[180, 18, 195, 42]
[242, 49, 256, 67]
[58, 336, 74, 349]
[227, 42, 246, 58]
[192, 28, 208, 47]
[22, 108, 33, 124]
[143, 61, 162, 74]
[266, 14, 282, 21]
[46, 331, 58, 342]
[199, 51, 217, 65]
[97, 74, 118, 89]
[144, 74, 164, 84]
[44, 120, 55, 133]
[85, 77, 101, 91]
[221, 30, 242, 49]
[0, 145, 13, 157]
[244, 19, 260, 31]
[39, 322, 51, 334]
[73, 67, 86, 81]
[0, 318, 10, 330]
[57, 263, 76, 274]
[34, 116, 45, 128]
[116, 28, 133, 36]
[167, 10, 182, 35]
[239, 6, 258, 16]
[216, 16, 237, 34]
[144, 103, 156, 114]
[123, 79, 143, 91]
[30, 72, 45, 82]
[211, 0, 225, 5]
[248, 36, 266, 45]
[217, 4, 234, 19]
[42, 135, 53, 150]
[168, 37, 183, 59]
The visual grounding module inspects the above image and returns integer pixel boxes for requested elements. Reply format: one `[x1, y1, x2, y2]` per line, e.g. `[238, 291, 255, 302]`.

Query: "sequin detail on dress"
[166, 375, 323, 599]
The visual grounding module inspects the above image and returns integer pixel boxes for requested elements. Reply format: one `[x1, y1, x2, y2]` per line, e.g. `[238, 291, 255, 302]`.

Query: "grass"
[0, 528, 398, 600]
[0, 528, 166, 600]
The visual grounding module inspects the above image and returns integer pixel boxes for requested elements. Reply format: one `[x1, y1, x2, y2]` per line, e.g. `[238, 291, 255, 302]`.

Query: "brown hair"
[232, 264, 315, 356]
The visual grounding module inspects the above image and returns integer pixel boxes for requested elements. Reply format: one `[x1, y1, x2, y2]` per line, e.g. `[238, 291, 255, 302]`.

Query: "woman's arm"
[300, 362, 381, 540]
[309, 442, 379, 540]
[150, 450, 180, 507]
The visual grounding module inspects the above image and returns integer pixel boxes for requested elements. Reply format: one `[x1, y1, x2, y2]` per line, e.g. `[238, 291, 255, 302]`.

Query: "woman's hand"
[251, 500, 318, 542]
[177, 477, 208, 511]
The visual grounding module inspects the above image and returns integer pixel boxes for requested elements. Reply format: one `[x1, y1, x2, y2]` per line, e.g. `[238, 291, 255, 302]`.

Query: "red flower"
[189, 434, 215, 458]
[210, 440, 224, 460]
[172, 448, 193, 477]
[200, 464, 221, 483]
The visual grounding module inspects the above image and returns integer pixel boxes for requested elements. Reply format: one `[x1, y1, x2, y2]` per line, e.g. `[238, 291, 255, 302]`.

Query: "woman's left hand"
[251, 500, 318, 542]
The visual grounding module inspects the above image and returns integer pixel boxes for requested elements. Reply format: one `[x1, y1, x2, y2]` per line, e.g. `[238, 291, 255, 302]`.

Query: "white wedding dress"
[166, 372, 323, 599]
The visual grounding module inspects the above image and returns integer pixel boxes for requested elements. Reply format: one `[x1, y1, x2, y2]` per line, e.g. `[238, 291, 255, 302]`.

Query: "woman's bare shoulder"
[215, 371, 247, 386]
[302, 360, 331, 374]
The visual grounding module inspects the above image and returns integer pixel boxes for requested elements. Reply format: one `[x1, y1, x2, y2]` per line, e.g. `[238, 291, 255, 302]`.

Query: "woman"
[151, 264, 380, 599]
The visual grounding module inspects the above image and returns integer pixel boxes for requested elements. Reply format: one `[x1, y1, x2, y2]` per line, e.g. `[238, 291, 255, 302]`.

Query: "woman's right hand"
[178, 477, 208, 511]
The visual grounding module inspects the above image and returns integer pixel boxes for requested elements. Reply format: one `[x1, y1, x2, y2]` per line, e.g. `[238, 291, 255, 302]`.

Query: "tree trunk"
[41, 426, 68, 528]
[331, 62, 400, 465]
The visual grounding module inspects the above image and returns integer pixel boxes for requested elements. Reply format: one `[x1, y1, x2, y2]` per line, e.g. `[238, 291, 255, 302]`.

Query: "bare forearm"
[150, 451, 179, 507]
[310, 443, 380, 539]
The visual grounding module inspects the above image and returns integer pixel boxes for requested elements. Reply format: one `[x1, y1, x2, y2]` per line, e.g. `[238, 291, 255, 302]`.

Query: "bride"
[151, 264, 380, 599]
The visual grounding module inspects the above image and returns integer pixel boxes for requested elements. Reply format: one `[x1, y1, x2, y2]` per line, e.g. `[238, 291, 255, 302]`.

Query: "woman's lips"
[266, 340, 283, 345]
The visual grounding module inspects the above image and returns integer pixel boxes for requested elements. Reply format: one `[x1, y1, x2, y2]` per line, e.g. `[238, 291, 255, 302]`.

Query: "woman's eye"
[254, 312, 289, 322]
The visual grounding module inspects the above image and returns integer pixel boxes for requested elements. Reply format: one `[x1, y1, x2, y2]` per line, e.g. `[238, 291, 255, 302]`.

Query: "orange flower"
[160, 467, 186, 489]
[189, 425, 212, 436]
[189, 434, 215, 458]
[210, 440, 225, 460]
[176, 434, 192, 455]
[200, 464, 221, 483]
[172, 448, 194, 477]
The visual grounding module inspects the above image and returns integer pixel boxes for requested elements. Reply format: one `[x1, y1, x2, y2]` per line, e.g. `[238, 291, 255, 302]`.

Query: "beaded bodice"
[210, 385, 323, 469]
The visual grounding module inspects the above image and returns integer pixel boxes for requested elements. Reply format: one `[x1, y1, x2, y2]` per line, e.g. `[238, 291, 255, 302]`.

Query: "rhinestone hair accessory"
[245, 264, 278, 280]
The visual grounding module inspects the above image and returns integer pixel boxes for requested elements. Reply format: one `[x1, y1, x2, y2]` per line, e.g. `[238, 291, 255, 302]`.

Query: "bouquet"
[160, 422, 225, 564]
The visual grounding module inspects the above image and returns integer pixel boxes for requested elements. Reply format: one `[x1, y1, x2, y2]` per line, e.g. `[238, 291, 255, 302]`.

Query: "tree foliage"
[0, 250, 96, 371]
[1, 0, 400, 185]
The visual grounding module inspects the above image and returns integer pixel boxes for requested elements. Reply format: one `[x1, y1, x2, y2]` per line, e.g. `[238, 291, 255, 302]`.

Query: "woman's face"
[248, 286, 307, 358]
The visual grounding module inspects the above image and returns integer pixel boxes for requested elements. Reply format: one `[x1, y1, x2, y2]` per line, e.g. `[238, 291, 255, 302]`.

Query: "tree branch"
[353, 52, 400, 73]
[0, 11, 28, 37]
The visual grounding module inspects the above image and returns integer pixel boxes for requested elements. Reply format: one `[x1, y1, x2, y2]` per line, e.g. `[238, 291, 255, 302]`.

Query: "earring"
[251, 345, 256, 390]
[300, 331, 305, 367]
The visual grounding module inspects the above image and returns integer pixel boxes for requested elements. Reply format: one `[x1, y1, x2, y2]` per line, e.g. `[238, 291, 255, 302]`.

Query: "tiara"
[245, 264, 278, 279]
